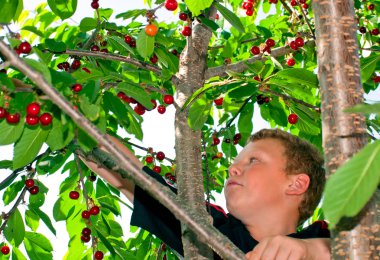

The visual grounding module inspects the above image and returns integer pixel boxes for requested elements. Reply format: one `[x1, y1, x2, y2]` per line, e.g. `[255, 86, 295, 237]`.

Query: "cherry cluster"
[25, 102, 53, 126]
[290, 0, 309, 9]
[25, 178, 40, 195]
[13, 41, 32, 55]
[124, 34, 137, 48]
[117, 91, 174, 115]
[57, 59, 81, 71]
[242, 0, 256, 16]
[256, 94, 270, 105]
[145, 150, 166, 174]
[250, 38, 276, 56]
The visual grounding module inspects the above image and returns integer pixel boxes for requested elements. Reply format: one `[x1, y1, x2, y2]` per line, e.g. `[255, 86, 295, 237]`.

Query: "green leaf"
[11, 246, 27, 260]
[25, 209, 40, 232]
[13, 126, 50, 169]
[45, 38, 67, 52]
[187, 95, 213, 130]
[79, 17, 97, 32]
[136, 28, 155, 59]
[0, 73, 16, 92]
[126, 111, 143, 141]
[360, 55, 380, 82]
[323, 140, 380, 228]
[47, 0, 77, 20]
[238, 101, 254, 134]
[214, 2, 245, 33]
[269, 68, 318, 88]
[30, 207, 57, 236]
[79, 95, 100, 121]
[345, 103, 380, 115]
[3, 180, 23, 205]
[184, 0, 213, 16]
[108, 36, 135, 55]
[96, 229, 116, 256]
[24, 58, 52, 85]
[46, 118, 75, 151]
[115, 9, 146, 20]
[103, 92, 130, 129]
[3, 209, 25, 247]
[155, 48, 179, 73]
[0, 160, 12, 169]
[118, 82, 153, 109]
[98, 8, 113, 20]
[0, 0, 18, 23]
[21, 26, 45, 37]
[0, 118, 24, 145]
[198, 16, 219, 31]
[24, 232, 53, 260]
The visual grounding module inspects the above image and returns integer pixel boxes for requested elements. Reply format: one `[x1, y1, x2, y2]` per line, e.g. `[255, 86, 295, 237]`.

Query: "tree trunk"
[313, 0, 380, 259]
[174, 11, 215, 259]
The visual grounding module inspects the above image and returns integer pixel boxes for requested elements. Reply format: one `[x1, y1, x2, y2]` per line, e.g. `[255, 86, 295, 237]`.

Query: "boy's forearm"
[80, 135, 142, 203]
[305, 238, 331, 260]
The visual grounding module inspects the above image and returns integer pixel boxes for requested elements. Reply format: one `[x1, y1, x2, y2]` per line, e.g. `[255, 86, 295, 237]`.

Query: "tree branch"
[0, 40, 246, 260]
[205, 40, 315, 79]
[297, 2, 315, 39]
[54, 49, 162, 74]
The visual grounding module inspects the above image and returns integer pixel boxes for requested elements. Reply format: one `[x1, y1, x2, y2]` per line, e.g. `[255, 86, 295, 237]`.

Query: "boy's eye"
[249, 157, 258, 163]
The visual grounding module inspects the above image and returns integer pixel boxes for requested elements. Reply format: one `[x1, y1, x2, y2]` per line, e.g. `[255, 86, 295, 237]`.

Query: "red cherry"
[302, 3, 308, 8]
[171, 49, 178, 55]
[288, 113, 299, 124]
[156, 151, 165, 161]
[359, 26, 367, 34]
[215, 13, 219, 20]
[82, 227, 91, 236]
[39, 113, 53, 126]
[299, 0, 306, 3]
[81, 235, 91, 243]
[100, 48, 108, 53]
[26, 115, 39, 126]
[94, 251, 104, 260]
[157, 105, 166, 114]
[117, 92, 126, 99]
[82, 210, 91, 219]
[0, 107, 7, 119]
[163, 95, 174, 105]
[72, 83, 83, 92]
[287, 58, 296, 67]
[145, 156, 154, 164]
[233, 139, 239, 145]
[150, 99, 157, 110]
[29, 186, 39, 195]
[289, 41, 298, 50]
[290, 0, 297, 6]
[91, 45, 100, 51]
[150, 54, 158, 64]
[234, 133, 242, 141]
[69, 191, 80, 200]
[71, 59, 81, 70]
[179, 13, 188, 21]
[0, 69, 7, 74]
[26, 102, 40, 116]
[368, 4, 375, 10]
[153, 166, 161, 173]
[14, 47, 22, 55]
[253, 76, 260, 81]
[243, 2, 253, 9]
[371, 28, 379, 36]
[250, 46, 260, 55]
[6, 112, 20, 124]
[134, 104, 146, 115]
[214, 97, 223, 106]
[100, 40, 107, 46]
[373, 76, 380, 83]
[266, 38, 275, 47]
[91, 1, 99, 9]
[246, 9, 254, 16]
[165, 0, 178, 11]
[19, 42, 32, 54]
[161, 243, 167, 251]
[1, 245, 10, 255]
[25, 179, 35, 188]
[124, 35, 132, 44]
[182, 26, 192, 37]
[213, 138, 220, 145]
[295, 37, 304, 47]
[90, 206, 100, 215]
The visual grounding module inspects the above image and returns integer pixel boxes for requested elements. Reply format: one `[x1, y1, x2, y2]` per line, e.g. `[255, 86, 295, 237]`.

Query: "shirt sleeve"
[130, 166, 184, 255]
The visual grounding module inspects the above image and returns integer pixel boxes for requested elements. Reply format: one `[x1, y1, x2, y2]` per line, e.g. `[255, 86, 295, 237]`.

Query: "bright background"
[0, 1, 379, 259]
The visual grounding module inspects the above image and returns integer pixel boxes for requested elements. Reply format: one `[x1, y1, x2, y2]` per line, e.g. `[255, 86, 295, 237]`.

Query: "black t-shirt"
[131, 167, 330, 257]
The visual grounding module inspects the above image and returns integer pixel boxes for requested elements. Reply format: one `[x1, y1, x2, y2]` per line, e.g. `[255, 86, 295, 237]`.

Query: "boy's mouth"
[226, 180, 242, 186]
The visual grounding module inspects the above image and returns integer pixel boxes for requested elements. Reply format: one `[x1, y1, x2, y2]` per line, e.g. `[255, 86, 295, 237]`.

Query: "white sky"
[0, 1, 379, 259]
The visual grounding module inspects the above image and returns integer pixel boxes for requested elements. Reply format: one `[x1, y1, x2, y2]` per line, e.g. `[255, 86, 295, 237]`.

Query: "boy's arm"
[245, 237, 331, 260]
[80, 135, 142, 203]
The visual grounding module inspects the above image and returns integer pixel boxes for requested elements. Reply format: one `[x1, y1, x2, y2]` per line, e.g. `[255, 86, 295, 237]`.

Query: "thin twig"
[124, 140, 176, 164]
[209, 37, 261, 50]
[0, 61, 11, 70]
[297, 2, 315, 39]
[56, 49, 161, 74]
[225, 95, 254, 129]
[279, 0, 294, 16]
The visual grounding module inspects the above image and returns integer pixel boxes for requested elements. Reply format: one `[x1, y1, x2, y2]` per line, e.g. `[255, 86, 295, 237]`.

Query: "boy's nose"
[228, 164, 241, 176]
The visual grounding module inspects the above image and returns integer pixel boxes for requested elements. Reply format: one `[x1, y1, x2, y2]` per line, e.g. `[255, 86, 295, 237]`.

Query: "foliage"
[0, 0, 379, 258]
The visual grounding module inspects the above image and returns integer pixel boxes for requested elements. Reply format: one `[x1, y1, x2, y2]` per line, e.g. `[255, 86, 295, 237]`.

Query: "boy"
[83, 129, 331, 259]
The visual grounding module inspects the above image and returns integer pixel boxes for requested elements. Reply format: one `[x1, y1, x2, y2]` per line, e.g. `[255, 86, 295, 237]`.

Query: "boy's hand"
[245, 236, 331, 260]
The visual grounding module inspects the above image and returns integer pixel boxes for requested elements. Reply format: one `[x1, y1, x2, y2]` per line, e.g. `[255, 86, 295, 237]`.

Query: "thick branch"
[0, 40, 245, 260]
[55, 49, 162, 74]
[205, 40, 315, 79]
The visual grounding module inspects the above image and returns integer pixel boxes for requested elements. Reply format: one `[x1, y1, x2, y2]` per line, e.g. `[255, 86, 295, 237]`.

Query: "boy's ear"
[285, 174, 310, 195]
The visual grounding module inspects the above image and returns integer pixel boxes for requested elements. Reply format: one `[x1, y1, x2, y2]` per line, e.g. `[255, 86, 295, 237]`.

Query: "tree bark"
[313, 0, 380, 259]
[174, 9, 216, 260]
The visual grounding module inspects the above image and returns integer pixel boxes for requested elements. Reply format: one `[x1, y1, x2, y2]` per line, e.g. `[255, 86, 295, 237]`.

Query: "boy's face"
[224, 138, 291, 220]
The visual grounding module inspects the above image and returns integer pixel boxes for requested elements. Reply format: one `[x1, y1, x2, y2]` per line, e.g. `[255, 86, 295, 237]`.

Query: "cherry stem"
[361, 47, 380, 53]
[297, 2, 315, 39]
